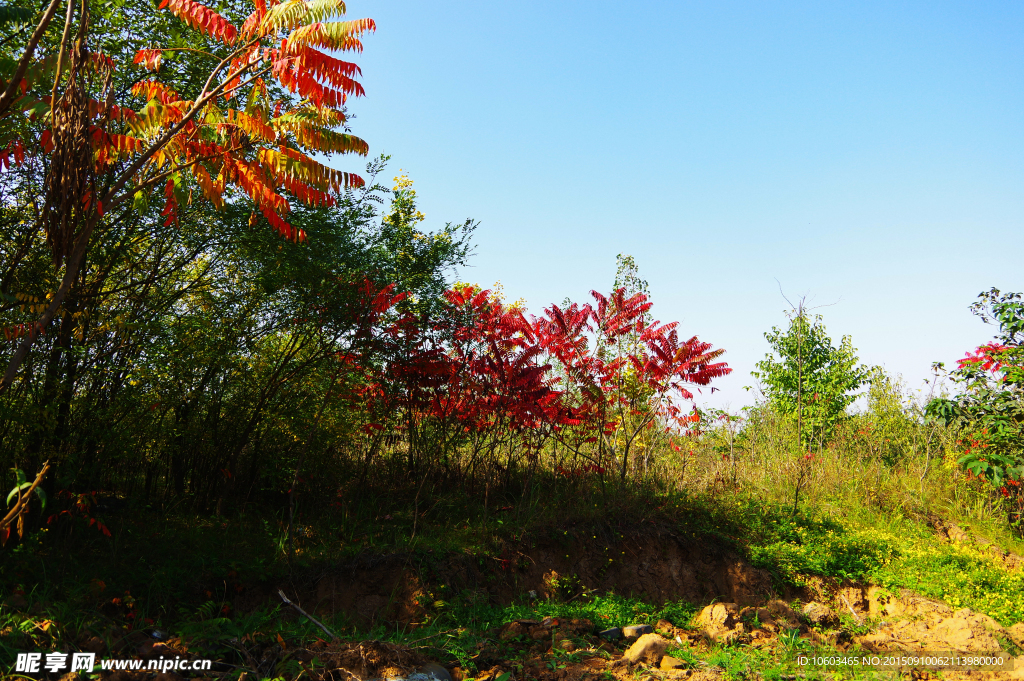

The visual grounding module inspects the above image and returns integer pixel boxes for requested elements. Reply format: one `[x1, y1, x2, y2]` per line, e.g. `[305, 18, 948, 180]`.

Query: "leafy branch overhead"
[0, 0, 376, 391]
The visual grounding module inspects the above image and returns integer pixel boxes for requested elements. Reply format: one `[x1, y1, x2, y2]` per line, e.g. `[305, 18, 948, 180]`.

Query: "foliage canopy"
[753, 307, 871, 447]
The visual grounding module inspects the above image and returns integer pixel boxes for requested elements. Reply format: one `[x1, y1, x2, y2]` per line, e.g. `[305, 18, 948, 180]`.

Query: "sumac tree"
[1, 0, 375, 392]
[536, 287, 730, 480]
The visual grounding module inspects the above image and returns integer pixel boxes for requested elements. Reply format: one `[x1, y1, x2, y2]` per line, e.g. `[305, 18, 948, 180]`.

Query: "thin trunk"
[0, 0, 63, 116]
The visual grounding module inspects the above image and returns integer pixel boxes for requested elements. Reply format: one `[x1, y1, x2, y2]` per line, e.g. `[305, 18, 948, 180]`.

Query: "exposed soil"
[213, 523, 1024, 681]
[42, 523, 1024, 680]
[248, 524, 774, 627]
[79, 594, 1024, 681]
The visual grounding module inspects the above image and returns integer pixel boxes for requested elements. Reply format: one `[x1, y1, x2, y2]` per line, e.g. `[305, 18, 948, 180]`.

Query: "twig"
[277, 590, 339, 641]
[404, 628, 459, 646]
[1, 460, 51, 532]
[409, 473, 428, 543]
[840, 594, 862, 625]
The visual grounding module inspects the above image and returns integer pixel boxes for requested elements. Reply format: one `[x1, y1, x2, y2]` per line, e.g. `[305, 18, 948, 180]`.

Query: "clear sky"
[343, 0, 1024, 411]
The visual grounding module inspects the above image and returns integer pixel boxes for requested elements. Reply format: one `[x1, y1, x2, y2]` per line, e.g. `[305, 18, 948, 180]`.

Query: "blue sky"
[343, 0, 1024, 410]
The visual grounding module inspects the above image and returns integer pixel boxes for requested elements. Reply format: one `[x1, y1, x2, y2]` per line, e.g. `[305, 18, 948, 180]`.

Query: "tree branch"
[0, 0, 63, 117]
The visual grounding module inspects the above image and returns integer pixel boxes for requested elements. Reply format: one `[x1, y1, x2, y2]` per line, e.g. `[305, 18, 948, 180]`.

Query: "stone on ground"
[621, 633, 670, 665]
[765, 599, 799, 627]
[656, 619, 676, 634]
[623, 624, 654, 638]
[698, 603, 737, 634]
[418, 663, 453, 681]
[802, 601, 839, 627]
[1008, 623, 1024, 648]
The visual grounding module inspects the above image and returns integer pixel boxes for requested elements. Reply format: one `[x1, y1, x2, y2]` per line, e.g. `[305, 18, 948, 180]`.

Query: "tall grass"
[636, 371, 1022, 550]
[5, 368, 1023, 648]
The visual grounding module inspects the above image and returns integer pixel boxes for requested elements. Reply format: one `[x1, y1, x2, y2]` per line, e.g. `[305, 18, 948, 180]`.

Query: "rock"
[622, 624, 653, 638]
[598, 627, 622, 640]
[419, 663, 452, 681]
[987, 543, 1008, 559]
[528, 626, 551, 641]
[765, 600, 798, 626]
[621, 633, 670, 665]
[656, 619, 676, 634]
[947, 524, 971, 543]
[557, 640, 575, 652]
[397, 674, 446, 681]
[660, 655, 687, 670]
[81, 636, 107, 655]
[715, 626, 749, 646]
[499, 622, 525, 641]
[476, 670, 508, 681]
[802, 602, 839, 627]
[739, 606, 775, 630]
[473, 646, 502, 667]
[562, 618, 593, 635]
[699, 603, 749, 642]
[856, 602, 1007, 654]
[698, 603, 738, 632]
[1008, 622, 1024, 647]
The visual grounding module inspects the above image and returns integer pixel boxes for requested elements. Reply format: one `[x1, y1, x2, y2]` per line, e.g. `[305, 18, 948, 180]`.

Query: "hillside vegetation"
[1, 0, 1023, 678]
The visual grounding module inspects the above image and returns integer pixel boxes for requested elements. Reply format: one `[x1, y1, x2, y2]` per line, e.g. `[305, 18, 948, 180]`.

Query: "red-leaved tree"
[1, 0, 374, 393]
[536, 289, 731, 480]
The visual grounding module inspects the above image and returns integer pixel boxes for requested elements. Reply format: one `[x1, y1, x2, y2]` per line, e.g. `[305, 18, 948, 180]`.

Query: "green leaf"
[132, 190, 149, 211]
[0, 6, 33, 27]
[6, 481, 33, 506]
[34, 487, 46, 510]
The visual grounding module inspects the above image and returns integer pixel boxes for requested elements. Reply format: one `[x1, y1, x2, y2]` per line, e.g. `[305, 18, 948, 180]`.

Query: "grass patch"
[733, 498, 1024, 626]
